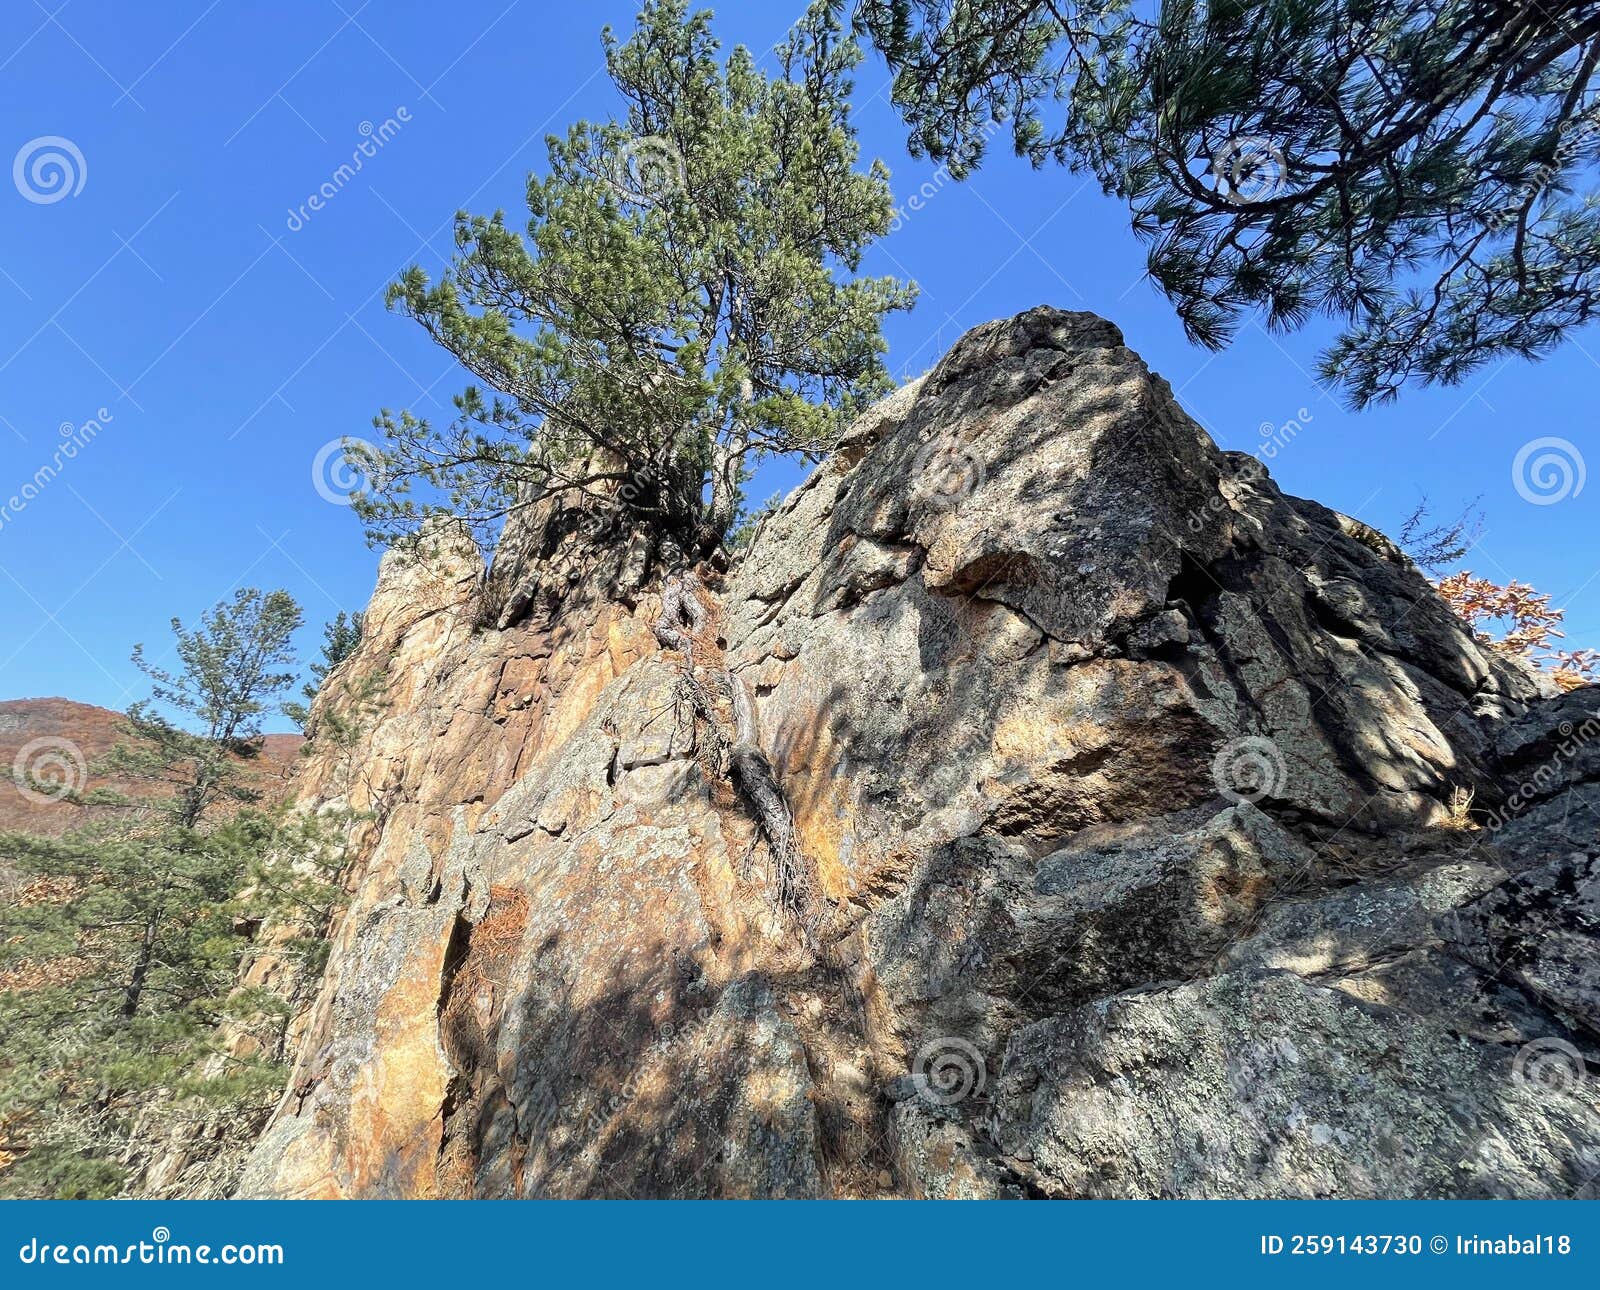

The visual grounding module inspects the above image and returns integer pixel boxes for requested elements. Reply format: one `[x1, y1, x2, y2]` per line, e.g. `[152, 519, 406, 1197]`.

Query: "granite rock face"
[235, 307, 1597, 1200]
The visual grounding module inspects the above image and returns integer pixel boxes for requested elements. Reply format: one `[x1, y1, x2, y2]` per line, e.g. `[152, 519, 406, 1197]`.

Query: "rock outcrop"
[236, 307, 1598, 1200]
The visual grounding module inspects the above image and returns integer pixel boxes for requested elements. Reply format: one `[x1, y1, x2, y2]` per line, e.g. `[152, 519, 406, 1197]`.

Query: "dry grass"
[434, 884, 532, 1198]
[1442, 783, 1478, 830]
[443, 886, 529, 1042]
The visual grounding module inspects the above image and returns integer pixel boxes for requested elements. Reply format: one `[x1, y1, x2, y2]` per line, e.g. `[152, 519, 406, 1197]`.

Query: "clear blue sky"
[2, 0, 1595, 733]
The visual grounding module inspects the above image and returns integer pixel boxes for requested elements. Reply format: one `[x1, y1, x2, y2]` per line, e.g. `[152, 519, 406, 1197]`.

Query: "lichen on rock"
[233, 307, 1598, 1200]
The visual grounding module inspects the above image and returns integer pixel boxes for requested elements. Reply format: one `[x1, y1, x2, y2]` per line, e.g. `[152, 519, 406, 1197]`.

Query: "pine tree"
[283, 610, 365, 730]
[857, 0, 1600, 404]
[355, 0, 915, 559]
[0, 589, 318, 1198]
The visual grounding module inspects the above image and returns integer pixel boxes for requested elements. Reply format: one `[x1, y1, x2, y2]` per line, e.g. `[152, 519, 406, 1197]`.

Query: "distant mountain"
[0, 697, 301, 837]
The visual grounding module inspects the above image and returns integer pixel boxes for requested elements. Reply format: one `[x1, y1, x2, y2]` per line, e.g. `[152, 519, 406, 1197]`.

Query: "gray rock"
[866, 804, 1317, 1056]
[988, 969, 1600, 1198]
[230, 307, 1597, 1201]
[1482, 688, 1600, 866]
[1442, 851, 1600, 1035]
[1224, 860, 1507, 976]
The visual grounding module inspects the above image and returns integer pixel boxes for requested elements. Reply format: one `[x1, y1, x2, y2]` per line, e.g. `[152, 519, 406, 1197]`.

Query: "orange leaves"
[1434, 571, 1598, 690]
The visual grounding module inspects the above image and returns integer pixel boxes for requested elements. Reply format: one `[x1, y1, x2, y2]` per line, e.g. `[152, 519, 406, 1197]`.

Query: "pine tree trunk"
[121, 914, 159, 1018]
[707, 431, 746, 540]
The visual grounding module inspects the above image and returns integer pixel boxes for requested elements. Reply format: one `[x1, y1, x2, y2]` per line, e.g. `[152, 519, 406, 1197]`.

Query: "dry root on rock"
[654, 571, 817, 926]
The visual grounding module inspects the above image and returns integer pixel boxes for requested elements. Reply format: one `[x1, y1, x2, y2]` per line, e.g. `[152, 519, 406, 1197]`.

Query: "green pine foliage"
[284, 610, 365, 730]
[0, 589, 352, 1199]
[355, 0, 916, 558]
[97, 589, 304, 831]
[857, 0, 1600, 404]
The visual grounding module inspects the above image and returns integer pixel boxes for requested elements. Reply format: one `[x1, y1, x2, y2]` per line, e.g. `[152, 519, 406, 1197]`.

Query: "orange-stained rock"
[235, 309, 1597, 1201]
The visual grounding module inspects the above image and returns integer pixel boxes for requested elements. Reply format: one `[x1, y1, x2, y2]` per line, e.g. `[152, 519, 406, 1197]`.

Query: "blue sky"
[1, 0, 1595, 733]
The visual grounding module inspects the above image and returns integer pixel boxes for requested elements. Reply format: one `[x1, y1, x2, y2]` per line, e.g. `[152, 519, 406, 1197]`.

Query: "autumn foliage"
[1434, 572, 1600, 692]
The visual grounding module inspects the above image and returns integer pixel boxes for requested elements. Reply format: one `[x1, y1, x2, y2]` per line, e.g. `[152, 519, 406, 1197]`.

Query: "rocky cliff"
[237, 307, 1599, 1200]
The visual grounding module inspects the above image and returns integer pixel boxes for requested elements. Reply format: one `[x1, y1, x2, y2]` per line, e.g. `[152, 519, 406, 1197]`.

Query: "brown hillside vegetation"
[0, 697, 301, 838]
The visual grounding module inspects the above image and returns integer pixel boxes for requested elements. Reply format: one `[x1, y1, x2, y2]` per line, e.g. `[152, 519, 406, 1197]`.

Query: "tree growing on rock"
[1397, 498, 1598, 691]
[1434, 571, 1600, 691]
[97, 590, 304, 839]
[356, 0, 915, 559]
[283, 610, 364, 731]
[1397, 497, 1484, 576]
[856, 0, 1600, 405]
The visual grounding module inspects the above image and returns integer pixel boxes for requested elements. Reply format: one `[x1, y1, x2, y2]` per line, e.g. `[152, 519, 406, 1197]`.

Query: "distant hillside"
[0, 698, 301, 838]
